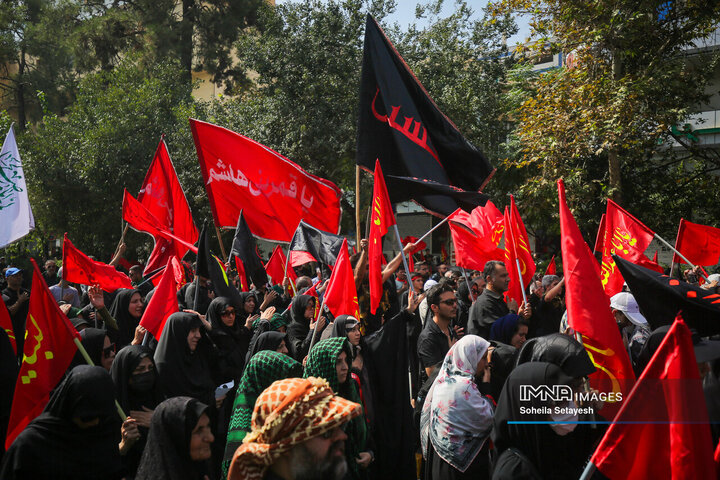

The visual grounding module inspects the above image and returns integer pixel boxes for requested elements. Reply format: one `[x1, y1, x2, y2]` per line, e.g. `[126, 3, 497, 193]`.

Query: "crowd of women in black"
[0, 247, 718, 480]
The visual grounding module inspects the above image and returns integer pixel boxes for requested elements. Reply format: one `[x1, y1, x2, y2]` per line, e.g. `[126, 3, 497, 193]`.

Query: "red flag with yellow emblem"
[599, 200, 655, 297]
[558, 180, 634, 419]
[504, 196, 536, 305]
[5, 259, 81, 449]
[369, 160, 396, 314]
[323, 239, 360, 319]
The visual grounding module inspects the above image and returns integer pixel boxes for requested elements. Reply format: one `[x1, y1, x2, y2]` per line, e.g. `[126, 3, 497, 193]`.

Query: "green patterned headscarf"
[251, 313, 289, 332]
[222, 351, 302, 477]
[304, 337, 368, 480]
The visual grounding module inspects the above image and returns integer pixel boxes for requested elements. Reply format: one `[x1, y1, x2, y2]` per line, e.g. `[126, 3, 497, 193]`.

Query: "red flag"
[590, 318, 716, 479]
[63, 234, 132, 292]
[323, 240, 360, 319]
[449, 220, 504, 271]
[558, 180, 634, 418]
[139, 257, 184, 339]
[190, 118, 342, 242]
[137, 140, 198, 274]
[369, 160, 396, 314]
[401, 236, 426, 253]
[673, 218, 720, 266]
[652, 250, 659, 264]
[449, 200, 504, 243]
[600, 200, 656, 296]
[544, 255, 556, 276]
[5, 259, 80, 449]
[265, 246, 297, 287]
[123, 190, 198, 254]
[504, 197, 536, 304]
[0, 300, 16, 355]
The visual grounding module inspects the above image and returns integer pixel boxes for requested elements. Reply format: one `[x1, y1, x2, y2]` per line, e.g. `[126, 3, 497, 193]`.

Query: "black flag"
[196, 224, 244, 307]
[614, 255, 720, 336]
[386, 176, 489, 215]
[356, 15, 495, 216]
[289, 221, 345, 267]
[229, 210, 269, 289]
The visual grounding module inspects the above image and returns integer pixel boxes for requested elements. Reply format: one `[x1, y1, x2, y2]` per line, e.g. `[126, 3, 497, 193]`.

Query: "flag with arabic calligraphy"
[190, 118, 342, 242]
[137, 139, 198, 274]
[503, 197, 536, 305]
[0, 126, 34, 249]
[558, 180, 634, 419]
[369, 160, 396, 314]
[5, 259, 80, 449]
[356, 15, 494, 217]
[599, 200, 656, 297]
[614, 256, 720, 336]
[449, 220, 504, 271]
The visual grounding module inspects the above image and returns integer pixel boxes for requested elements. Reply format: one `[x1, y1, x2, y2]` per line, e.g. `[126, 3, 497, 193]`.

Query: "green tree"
[490, 0, 720, 240]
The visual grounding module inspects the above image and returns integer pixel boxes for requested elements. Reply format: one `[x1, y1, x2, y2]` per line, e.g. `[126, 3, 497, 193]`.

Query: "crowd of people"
[0, 241, 718, 480]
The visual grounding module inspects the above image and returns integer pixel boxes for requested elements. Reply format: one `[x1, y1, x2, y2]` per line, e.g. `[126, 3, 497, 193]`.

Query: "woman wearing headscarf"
[111, 345, 163, 479]
[236, 291, 260, 326]
[108, 288, 144, 348]
[491, 362, 577, 479]
[304, 337, 373, 480]
[222, 350, 303, 477]
[516, 333, 596, 380]
[154, 312, 215, 405]
[490, 314, 529, 350]
[135, 396, 214, 480]
[205, 297, 252, 384]
[0, 365, 123, 480]
[286, 294, 325, 361]
[69, 327, 116, 371]
[420, 335, 494, 479]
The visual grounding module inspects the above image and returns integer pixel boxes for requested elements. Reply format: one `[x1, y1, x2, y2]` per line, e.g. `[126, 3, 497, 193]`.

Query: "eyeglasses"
[439, 299, 457, 306]
[102, 343, 116, 357]
[221, 309, 236, 316]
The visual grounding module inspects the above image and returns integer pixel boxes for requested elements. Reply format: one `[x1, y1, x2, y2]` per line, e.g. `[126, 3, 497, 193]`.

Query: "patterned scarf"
[228, 377, 361, 480]
[222, 351, 302, 477]
[304, 337, 368, 480]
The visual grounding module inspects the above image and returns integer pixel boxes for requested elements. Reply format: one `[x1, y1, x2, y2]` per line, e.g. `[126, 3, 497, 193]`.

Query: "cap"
[423, 279, 438, 291]
[5, 267, 21, 278]
[609, 292, 648, 326]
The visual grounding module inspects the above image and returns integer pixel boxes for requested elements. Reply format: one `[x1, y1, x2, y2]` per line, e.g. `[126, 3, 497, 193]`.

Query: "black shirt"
[2, 287, 30, 359]
[417, 318, 456, 371]
[467, 288, 509, 339]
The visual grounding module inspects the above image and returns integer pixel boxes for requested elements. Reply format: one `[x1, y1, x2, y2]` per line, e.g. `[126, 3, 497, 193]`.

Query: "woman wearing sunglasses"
[68, 327, 116, 372]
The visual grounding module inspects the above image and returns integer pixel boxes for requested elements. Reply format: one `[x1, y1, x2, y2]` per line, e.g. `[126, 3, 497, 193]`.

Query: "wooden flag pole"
[214, 224, 228, 263]
[73, 337, 127, 420]
[356, 165, 362, 248]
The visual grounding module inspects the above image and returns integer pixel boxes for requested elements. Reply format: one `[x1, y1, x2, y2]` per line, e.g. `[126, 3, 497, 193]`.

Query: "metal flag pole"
[652, 233, 708, 281]
[416, 214, 452, 245]
[515, 258, 528, 304]
[392, 225, 412, 309]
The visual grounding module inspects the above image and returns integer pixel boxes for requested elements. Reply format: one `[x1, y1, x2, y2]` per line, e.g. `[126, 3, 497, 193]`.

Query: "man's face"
[472, 277, 486, 299]
[489, 265, 510, 293]
[6, 273, 22, 289]
[433, 291, 457, 320]
[45, 262, 57, 274]
[129, 269, 142, 282]
[437, 264, 448, 276]
[416, 264, 430, 279]
[290, 426, 348, 480]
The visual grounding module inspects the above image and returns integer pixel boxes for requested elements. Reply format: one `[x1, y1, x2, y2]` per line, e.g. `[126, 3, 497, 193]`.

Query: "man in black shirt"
[2, 268, 30, 359]
[417, 283, 462, 378]
[468, 260, 531, 339]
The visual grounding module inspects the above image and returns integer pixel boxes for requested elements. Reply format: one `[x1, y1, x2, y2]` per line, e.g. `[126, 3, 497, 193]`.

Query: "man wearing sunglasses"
[417, 283, 464, 378]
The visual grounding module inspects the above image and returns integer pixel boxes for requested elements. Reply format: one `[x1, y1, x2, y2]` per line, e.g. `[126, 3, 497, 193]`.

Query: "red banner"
[139, 257, 184, 339]
[544, 254, 556, 276]
[558, 180, 634, 419]
[323, 240, 360, 319]
[190, 119, 342, 242]
[0, 300, 16, 355]
[600, 200, 655, 296]
[6, 259, 80, 449]
[449, 220, 504, 271]
[504, 197, 536, 305]
[673, 218, 720, 266]
[369, 160, 396, 314]
[63, 234, 133, 292]
[137, 140, 198, 273]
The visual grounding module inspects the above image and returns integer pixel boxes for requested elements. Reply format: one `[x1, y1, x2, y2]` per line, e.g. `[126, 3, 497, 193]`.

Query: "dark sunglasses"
[221, 309, 236, 316]
[440, 299, 457, 306]
[102, 343, 116, 357]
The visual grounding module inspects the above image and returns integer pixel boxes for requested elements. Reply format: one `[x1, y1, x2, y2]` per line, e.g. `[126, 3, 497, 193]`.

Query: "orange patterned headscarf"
[228, 376, 361, 480]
